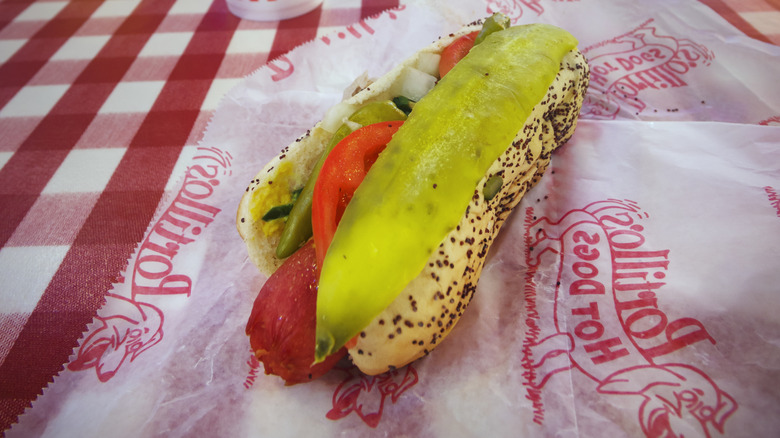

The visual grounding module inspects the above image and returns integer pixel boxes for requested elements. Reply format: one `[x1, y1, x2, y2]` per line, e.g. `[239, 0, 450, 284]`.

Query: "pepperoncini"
[276, 101, 407, 258]
[474, 12, 511, 45]
[315, 24, 578, 361]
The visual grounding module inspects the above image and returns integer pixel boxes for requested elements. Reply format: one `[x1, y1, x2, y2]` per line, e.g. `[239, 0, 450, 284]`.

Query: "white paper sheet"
[11, 0, 780, 437]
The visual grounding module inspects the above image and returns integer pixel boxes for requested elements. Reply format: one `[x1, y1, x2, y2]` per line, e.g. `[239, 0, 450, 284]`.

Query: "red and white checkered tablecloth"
[0, 0, 400, 432]
[0, 0, 777, 434]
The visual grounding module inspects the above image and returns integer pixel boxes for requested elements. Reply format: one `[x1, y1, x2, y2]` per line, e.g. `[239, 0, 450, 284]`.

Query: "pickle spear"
[315, 24, 578, 361]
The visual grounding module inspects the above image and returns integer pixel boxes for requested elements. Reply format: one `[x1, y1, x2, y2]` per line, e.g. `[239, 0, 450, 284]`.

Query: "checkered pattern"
[0, 0, 399, 433]
[699, 0, 780, 45]
[0, 0, 776, 434]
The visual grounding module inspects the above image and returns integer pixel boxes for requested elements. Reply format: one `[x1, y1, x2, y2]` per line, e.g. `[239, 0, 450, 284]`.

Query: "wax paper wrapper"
[9, 0, 780, 437]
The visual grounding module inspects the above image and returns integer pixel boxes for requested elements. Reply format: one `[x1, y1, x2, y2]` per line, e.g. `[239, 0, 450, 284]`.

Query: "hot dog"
[237, 15, 590, 383]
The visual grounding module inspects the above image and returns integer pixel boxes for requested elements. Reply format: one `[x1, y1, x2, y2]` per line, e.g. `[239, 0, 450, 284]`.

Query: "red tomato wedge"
[438, 31, 479, 77]
[311, 120, 404, 269]
[246, 241, 346, 385]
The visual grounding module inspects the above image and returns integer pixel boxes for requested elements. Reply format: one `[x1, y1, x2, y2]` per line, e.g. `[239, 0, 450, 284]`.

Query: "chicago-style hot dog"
[237, 15, 590, 383]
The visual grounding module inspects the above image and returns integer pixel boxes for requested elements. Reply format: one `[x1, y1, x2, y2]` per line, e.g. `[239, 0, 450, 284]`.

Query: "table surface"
[0, 0, 778, 433]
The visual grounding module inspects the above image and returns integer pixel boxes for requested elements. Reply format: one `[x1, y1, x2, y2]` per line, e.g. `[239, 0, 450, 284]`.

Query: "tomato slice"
[438, 31, 479, 77]
[312, 121, 404, 268]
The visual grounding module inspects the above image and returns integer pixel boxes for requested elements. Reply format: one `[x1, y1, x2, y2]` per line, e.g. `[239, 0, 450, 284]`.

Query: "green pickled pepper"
[275, 101, 407, 259]
[474, 12, 511, 45]
[315, 24, 578, 361]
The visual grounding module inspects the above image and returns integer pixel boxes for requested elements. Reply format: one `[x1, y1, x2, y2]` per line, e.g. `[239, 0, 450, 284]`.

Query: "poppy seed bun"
[349, 48, 589, 374]
[237, 21, 589, 375]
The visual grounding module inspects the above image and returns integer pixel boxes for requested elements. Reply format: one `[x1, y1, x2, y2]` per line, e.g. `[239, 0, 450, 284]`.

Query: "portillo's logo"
[766, 186, 780, 217]
[582, 19, 714, 119]
[520, 199, 737, 437]
[326, 364, 419, 428]
[69, 147, 232, 382]
[759, 115, 780, 126]
[244, 357, 419, 428]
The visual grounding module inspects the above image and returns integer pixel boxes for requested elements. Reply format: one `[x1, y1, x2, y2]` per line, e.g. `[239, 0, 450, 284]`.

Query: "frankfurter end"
[237, 16, 590, 381]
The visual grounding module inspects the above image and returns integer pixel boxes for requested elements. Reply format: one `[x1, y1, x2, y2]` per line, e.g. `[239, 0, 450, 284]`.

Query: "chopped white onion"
[342, 71, 374, 100]
[321, 101, 358, 133]
[344, 119, 362, 132]
[393, 67, 437, 102]
[415, 52, 442, 77]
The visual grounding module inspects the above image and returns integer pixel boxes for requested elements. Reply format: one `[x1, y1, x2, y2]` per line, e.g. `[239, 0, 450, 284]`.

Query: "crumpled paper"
[9, 0, 780, 437]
